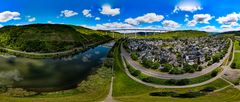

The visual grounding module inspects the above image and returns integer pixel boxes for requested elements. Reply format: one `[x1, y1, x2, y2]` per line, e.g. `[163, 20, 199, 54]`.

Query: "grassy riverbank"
[0, 64, 112, 102]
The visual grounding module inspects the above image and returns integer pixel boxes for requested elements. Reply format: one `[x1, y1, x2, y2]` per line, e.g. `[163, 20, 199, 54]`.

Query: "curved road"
[121, 54, 230, 88]
[121, 39, 233, 79]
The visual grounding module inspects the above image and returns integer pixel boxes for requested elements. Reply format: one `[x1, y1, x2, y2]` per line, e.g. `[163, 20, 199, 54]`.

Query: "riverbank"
[0, 38, 113, 59]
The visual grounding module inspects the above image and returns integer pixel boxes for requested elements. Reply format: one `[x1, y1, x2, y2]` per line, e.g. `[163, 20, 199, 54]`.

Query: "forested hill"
[0, 24, 112, 53]
[219, 31, 240, 36]
[138, 30, 209, 39]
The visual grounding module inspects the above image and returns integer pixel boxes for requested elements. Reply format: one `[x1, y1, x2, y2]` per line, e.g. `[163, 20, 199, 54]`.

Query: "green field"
[112, 40, 240, 102]
[115, 87, 240, 102]
[232, 53, 240, 69]
[235, 40, 240, 50]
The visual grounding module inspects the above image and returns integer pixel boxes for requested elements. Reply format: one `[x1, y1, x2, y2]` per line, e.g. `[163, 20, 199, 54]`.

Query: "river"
[0, 41, 115, 92]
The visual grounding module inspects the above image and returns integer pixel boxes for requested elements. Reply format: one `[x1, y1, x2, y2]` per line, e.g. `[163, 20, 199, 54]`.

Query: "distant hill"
[137, 30, 209, 39]
[0, 24, 112, 53]
[219, 31, 240, 36]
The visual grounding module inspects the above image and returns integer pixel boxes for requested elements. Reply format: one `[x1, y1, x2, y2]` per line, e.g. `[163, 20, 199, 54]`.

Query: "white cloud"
[47, 21, 54, 24]
[125, 13, 164, 25]
[187, 14, 214, 26]
[60, 10, 78, 17]
[82, 9, 92, 17]
[0, 11, 21, 22]
[173, 0, 202, 13]
[216, 12, 240, 27]
[81, 22, 133, 30]
[96, 22, 133, 30]
[95, 17, 101, 20]
[201, 26, 219, 32]
[28, 17, 36, 22]
[162, 20, 180, 28]
[100, 4, 120, 16]
[0, 24, 3, 28]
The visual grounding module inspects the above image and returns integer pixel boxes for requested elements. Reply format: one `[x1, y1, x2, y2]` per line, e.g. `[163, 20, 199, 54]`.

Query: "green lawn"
[232, 53, 240, 69]
[115, 87, 240, 102]
[234, 40, 240, 50]
[112, 40, 240, 102]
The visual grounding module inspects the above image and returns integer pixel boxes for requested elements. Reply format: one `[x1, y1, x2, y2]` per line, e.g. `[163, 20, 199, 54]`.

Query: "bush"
[176, 79, 190, 85]
[150, 91, 206, 98]
[231, 62, 237, 69]
[166, 79, 177, 85]
[201, 86, 216, 92]
[211, 70, 218, 77]
[150, 92, 177, 96]
[130, 52, 138, 61]
[161, 64, 172, 72]
[169, 68, 184, 75]
[142, 60, 160, 69]
[5, 88, 38, 97]
[0, 85, 7, 93]
[173, 92, 206, 98]
[132, 70, 141, 77]
[197, 66, 203, 71]
[142, 77, 155, 83]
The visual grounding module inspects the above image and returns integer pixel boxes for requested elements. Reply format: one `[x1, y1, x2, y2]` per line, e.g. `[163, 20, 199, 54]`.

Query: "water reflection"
[0, 42, 114, 91]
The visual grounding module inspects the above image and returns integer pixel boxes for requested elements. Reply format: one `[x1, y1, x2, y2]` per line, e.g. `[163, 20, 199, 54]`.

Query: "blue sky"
[1, 0, 240, 32]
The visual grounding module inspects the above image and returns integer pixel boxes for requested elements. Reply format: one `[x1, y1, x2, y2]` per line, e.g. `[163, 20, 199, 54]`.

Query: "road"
[0, 46, 84, 56]
[121, 39, 233, 79]
[121, 54, 231, 88]
[0, 40, 111, 57]
[103, 77, 116, 102]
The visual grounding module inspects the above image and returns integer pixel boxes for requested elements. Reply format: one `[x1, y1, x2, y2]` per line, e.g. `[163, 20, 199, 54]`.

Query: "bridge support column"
[112, 31, 115, 38]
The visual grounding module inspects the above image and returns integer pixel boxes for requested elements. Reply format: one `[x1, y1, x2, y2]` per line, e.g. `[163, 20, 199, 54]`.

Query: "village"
[125, 37, 229, 74]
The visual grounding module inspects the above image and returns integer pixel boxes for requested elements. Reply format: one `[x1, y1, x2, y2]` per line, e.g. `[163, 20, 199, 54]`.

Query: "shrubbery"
[201, 86, 216, 92]
[142, 60, 160, 69]
[166, 79, 190, 85]
[149, 86, 217, 98]
[231, 62, 237, 69]
[130, 52, 139, 61]
[211, 70, 219, 77]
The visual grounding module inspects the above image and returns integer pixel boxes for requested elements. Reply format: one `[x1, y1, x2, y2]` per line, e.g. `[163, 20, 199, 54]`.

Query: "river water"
[0, 41, 114, 91]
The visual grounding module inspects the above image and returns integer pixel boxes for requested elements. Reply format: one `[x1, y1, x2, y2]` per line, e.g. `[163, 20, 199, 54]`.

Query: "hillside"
[0, 24, 112, 53]
[219, 31, 240, 36]
[137, 30, 209, 39]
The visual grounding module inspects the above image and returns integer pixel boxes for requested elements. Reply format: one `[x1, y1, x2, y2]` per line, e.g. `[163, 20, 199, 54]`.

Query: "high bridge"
[103, 29, 170, 38]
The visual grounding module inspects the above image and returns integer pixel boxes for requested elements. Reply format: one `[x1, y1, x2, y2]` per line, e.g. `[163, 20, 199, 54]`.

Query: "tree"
[162, 64, 172, 72]
[211, 70, 218, 77]
[231, 62, 237, 69]
[132, 70, 141, 77]
[142, 60, 160, 69]
[177, 79, 190, 85]
[131, 52, 138, 61]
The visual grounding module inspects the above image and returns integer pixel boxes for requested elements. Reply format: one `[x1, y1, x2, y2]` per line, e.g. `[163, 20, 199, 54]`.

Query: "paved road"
[121, 39, 233, 79]
[0, 46, 84, 56]
[0, 40, 110, 56]
[121, 54, 231, 88]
